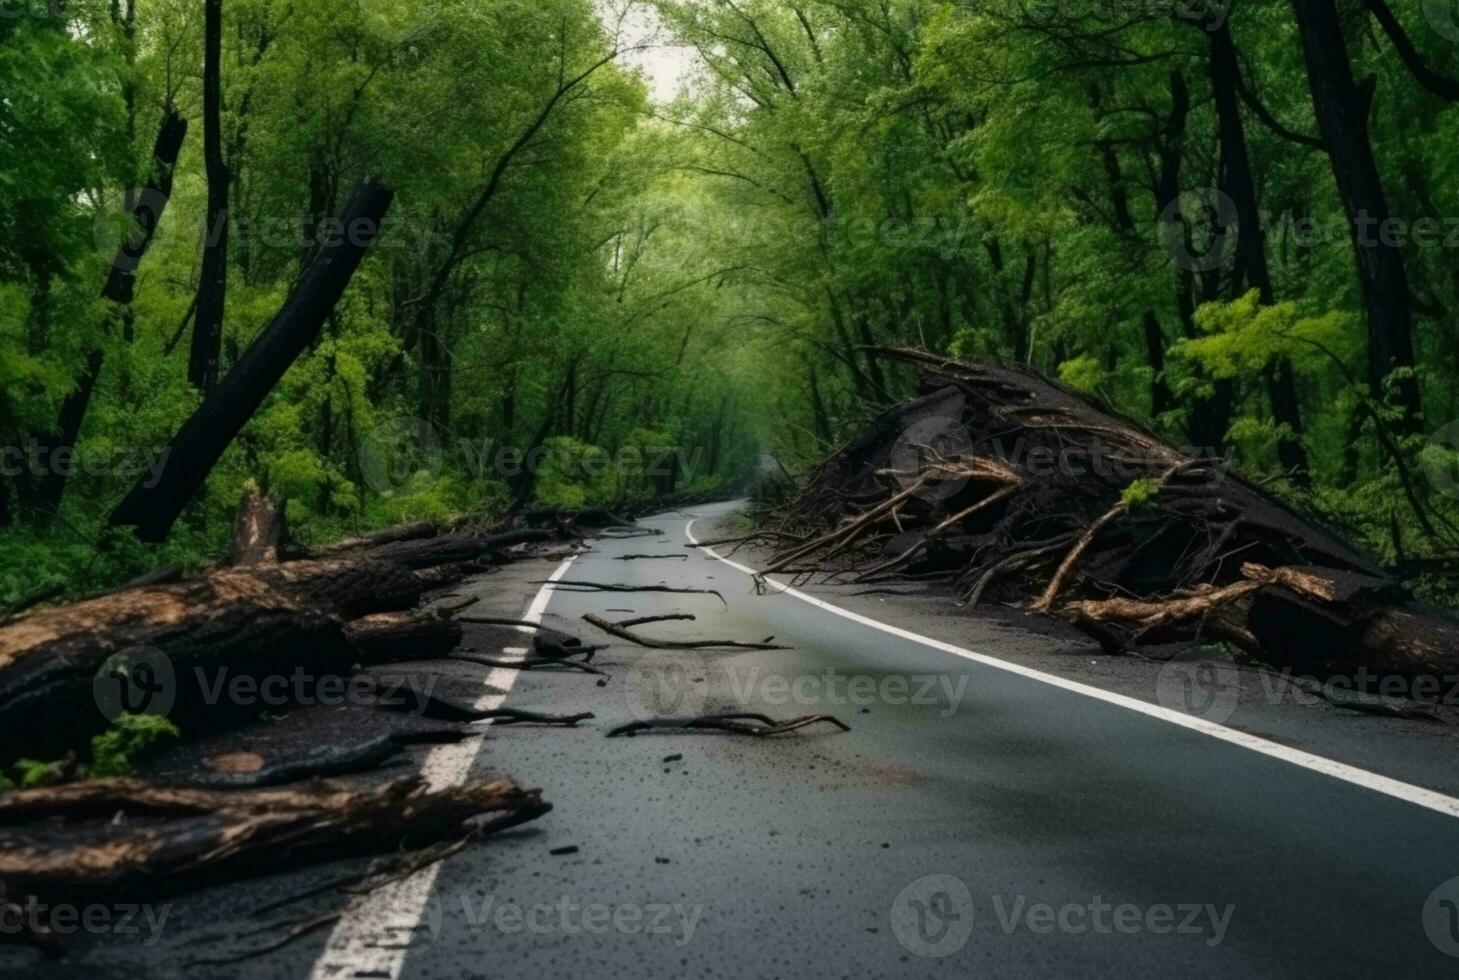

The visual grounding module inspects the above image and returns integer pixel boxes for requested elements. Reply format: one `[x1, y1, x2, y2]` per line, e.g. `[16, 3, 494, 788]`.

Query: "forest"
[4, 0, 1459, 608]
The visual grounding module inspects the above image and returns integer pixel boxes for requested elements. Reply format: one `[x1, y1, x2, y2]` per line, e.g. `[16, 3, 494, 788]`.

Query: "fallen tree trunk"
[0, 503, 635, 763]
[359, 528, 562, 569]
[344, 611, 463, 663]
[311, 520, 441, 557]
[0, 571, 359, 761]
[764, 349, 1459, 693]
[0, 776, 546, 904]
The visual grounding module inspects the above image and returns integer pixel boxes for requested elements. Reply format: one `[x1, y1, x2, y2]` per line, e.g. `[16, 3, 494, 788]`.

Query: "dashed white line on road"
[309, 555, 578, 980]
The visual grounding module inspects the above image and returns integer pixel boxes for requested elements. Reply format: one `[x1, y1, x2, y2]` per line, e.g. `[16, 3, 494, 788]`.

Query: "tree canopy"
[4, 0, 1459, 603]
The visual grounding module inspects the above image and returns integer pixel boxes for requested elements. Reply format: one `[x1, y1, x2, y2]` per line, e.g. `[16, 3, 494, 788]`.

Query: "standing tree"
[189, 0, 228, 396]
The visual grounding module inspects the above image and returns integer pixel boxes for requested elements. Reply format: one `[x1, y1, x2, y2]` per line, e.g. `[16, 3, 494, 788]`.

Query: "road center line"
[309, 555, 578, 980]
[686, 519, 1459, 821]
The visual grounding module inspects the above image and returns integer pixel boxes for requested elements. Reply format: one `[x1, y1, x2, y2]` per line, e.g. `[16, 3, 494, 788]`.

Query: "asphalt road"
[311, 501, 1459, 979]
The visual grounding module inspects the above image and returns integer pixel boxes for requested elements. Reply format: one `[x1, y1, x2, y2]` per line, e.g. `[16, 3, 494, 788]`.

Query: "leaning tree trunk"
[22, 110, 188, 516]
[110, 178, 394, 542]
[1290, 0, 1423, 429]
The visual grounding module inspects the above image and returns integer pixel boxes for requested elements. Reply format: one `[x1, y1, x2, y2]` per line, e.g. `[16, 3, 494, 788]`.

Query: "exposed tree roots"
[753, 349, 1459, 696]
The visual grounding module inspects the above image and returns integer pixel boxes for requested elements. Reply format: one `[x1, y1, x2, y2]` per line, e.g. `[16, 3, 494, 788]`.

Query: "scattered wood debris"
[536, 580, 727, 605]
[607, 713, 850, 738]
[583, 614, 791, 651]
[754, 348, 1459, 698]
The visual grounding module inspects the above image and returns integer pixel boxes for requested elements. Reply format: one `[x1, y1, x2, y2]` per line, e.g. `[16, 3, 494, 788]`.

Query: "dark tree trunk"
[1152, 70, 1230, 451]
[1142, 312, 1174, 418]
[104, 110, 188, 305]
[189, 0, 229, 396]
[825, 290, 873, 398]
[110, 179, 394, 542]
[508, 356, 580, 511]
[1290, 0, 1423, 429]
[707, 392, 730, 476]
[1209, 21, 1311, 486]
[1097, 137, 1170, 420]
[23, 110, 188, 516]
[417, 307, 452, 432]
[808, 362, 833, 444]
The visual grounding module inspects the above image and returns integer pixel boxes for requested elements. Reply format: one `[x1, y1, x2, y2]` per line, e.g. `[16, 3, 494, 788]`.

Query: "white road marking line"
[310, 555, 578, 980]
[686, 520, 1459, 821]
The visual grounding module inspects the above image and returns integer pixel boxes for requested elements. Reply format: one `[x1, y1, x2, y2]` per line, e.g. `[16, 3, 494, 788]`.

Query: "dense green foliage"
[3, 0, 1459, 606]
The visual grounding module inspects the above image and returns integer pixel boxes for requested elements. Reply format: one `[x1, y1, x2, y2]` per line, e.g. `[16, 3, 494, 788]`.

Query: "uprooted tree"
[753, 349, 1459, 692]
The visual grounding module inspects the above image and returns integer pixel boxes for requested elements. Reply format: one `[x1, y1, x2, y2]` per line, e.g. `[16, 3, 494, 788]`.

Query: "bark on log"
[344, 612, 463, 663]
[0, 571, 358, 762]
[0, 776, 546, 903]
[248, 558, 430, 618]
[360, 528, 558, 569]
[312, 521, 440, 556]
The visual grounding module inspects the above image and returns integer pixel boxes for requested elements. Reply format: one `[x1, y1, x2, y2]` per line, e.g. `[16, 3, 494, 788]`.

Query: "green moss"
[1120, 478, 1156, 509]
[85, 714, 181, 779]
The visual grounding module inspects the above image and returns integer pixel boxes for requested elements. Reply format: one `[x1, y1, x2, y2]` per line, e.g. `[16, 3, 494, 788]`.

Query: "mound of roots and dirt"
[753, 349, 1459, 694]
